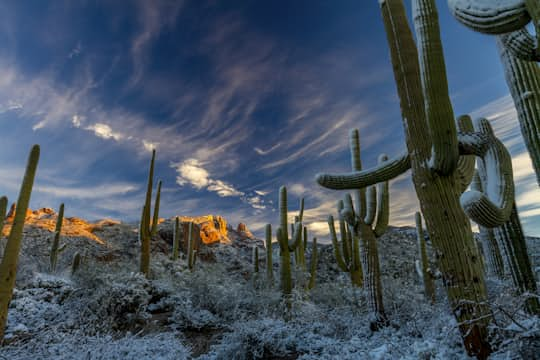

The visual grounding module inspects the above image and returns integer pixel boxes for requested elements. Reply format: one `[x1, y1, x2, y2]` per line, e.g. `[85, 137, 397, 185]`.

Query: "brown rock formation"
[236, 223, 254, 239]
[2, 206, 105, 244]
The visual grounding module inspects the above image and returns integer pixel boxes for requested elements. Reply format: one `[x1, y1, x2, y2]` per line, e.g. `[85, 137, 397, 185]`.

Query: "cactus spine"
[497, 37, 540, 186]
[171, 217, 180, 261]
[415, 212, 435, 303]
[0, 145, 40, 342]
[265, 224, 273, 285]
[49, 203, 66, 273]
[71, 252, 81, 276]
[139, 149, 161, 278]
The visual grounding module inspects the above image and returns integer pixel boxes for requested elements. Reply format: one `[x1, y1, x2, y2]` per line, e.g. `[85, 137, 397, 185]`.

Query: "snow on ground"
[0, 221, 538, 359]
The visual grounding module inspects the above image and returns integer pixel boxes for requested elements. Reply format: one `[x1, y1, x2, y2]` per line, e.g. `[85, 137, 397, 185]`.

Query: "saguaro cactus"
[265, 224, 274, 285]
[50, 203, 67, 273]
[276, 186, 303, 300]
[71, 253, 81, 276]
[496, 37, 540, 186]
[187, 222, 196, 271]
[139, 149, 162, 277]
[448, 0, 540, 61]
[252, 247, 259, 274]
[171, 217, 180, 261]
[317, 1, 499, 356]
[415, 212, 435, 303]
[0, 145, 40, 342]
[306, 238, 318, 291]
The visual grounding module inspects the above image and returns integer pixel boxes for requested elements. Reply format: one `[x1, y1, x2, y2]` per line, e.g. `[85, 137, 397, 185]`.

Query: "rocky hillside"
[0, 210, 538, 359]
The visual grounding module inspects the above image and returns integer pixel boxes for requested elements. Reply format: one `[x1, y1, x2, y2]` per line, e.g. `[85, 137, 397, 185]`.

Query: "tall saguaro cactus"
[171, 217, 180, 261]
[496, 37, 540, 186]
[316, 1, 501, 356]
[0, 145, 40, 342]
[50, 203, 66, 273]
[139, 149, 162, 277]
[276, 186, 303, 301]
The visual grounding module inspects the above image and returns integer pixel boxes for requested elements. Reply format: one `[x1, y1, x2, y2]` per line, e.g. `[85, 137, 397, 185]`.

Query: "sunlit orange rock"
[178, 215, 229, 246]
[236, 223, 254, 239]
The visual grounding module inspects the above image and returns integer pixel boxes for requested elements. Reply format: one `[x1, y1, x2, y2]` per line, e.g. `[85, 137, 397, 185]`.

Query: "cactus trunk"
[171, 217, 180, 261]
[265, 224, 273, 285]
[0, 145, 40, 342]
[416, 212, 435, 303]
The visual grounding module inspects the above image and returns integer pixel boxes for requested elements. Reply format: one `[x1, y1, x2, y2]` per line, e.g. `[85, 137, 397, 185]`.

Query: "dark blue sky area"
[0, 0, 537, 238]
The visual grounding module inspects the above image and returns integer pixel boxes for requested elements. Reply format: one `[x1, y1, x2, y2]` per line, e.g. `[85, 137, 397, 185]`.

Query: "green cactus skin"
[49, 203, 65, 273]
[471, 172, 505, 279]
[187, 222, 196, 271]
[253, 247, 259, 273]
[71, 252, 81, 276]
[151, 180, 162, 237]
[379, 1, 491, 355]
[461, 118, 515, 228]
[415, 212, 436, 304]
[456, 115, 476, 193]
[0, 145, 40, 342]
[140, 149, 155, 277]
[328, 213, 363, 287]
[265, 224, 273, 285]
[492, 205, 539, 314]
[448, 0, 540, 61]
[171, 217, 180, 261]
[277, 227, 292, 301]
[497, 36, 540, 185]
[307, 238, 318, 291]
[415, 0, 459, 175]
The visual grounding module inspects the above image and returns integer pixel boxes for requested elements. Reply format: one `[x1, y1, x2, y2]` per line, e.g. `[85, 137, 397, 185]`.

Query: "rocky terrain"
[0, 209, 538, 359]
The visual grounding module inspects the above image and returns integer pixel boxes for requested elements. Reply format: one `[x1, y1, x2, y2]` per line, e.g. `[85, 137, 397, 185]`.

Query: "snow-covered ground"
[1, 221, 538, 359]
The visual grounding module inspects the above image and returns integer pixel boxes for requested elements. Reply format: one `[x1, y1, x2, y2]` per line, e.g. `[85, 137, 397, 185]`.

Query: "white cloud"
[254, 190, 269, 196]
[84, 123, 124, 141]
[142, 140, 158, 152]
[172, 158, 243, 197]
[36, 183, 138, 199]
[254, 143, 281, 155]
[72, 114, 84, 128]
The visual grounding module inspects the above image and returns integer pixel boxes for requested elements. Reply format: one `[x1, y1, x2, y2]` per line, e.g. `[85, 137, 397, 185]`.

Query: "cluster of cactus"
[448, 0, 540, 186]
[0, 145, 40, 342]
[269, 187, 317, 302]
[323, 128, 389, 328]
[139, 149, 162, 278]
[316, 1, 507, 356]
[49, 203, 67, 273]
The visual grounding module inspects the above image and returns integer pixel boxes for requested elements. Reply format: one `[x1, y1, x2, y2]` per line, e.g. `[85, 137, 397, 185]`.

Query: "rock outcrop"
[236, 223, 254, 239]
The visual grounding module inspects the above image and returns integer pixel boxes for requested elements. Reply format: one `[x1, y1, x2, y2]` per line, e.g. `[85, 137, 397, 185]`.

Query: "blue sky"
[0, 0, 538, 239]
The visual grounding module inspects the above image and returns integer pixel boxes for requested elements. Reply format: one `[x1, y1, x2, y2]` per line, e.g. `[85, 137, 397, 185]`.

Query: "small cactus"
[187, 222, 196, 271]
[171, 217, 180, 261]
[71, 252, 81, 275]
[49, 203, 66, 273]
[265, 224, 273, 285]
[252, 246, 259, 273]
[0, 145, 40, 342]
[306, 238, 318, 291]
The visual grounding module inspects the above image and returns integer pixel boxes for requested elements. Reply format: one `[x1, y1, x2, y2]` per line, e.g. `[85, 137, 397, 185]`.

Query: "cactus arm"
[456, 115, 476, 192]
[140, 150, 155, 277]
[288, 222, 303, 251]
[265, 224, 273, 284]
[460, 118, 514, 228]
[447, 0, 529, 35]
[364, 186, 377, 226]
[497, 36, 540, 185]
[349, 129, 367, 217]
[414, 0, 459, 175]
[151, 180, 162, 237]
[307, 238, 318, 290]
[499, 28, 540, 62]
[298, 198, 304, 223]
[143, 149, 155, 233]
[171, 217, 180, 260]
[0, 145, 39, 342]
[328, 215, 348, 272]
[279, 186, 288, 243]
[55, 203, 64, 234]
[341, 193, 357, 227]
[526, 0, 540, 59]
[373, 155, 390, 237]
[316, 150, 411, 190]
